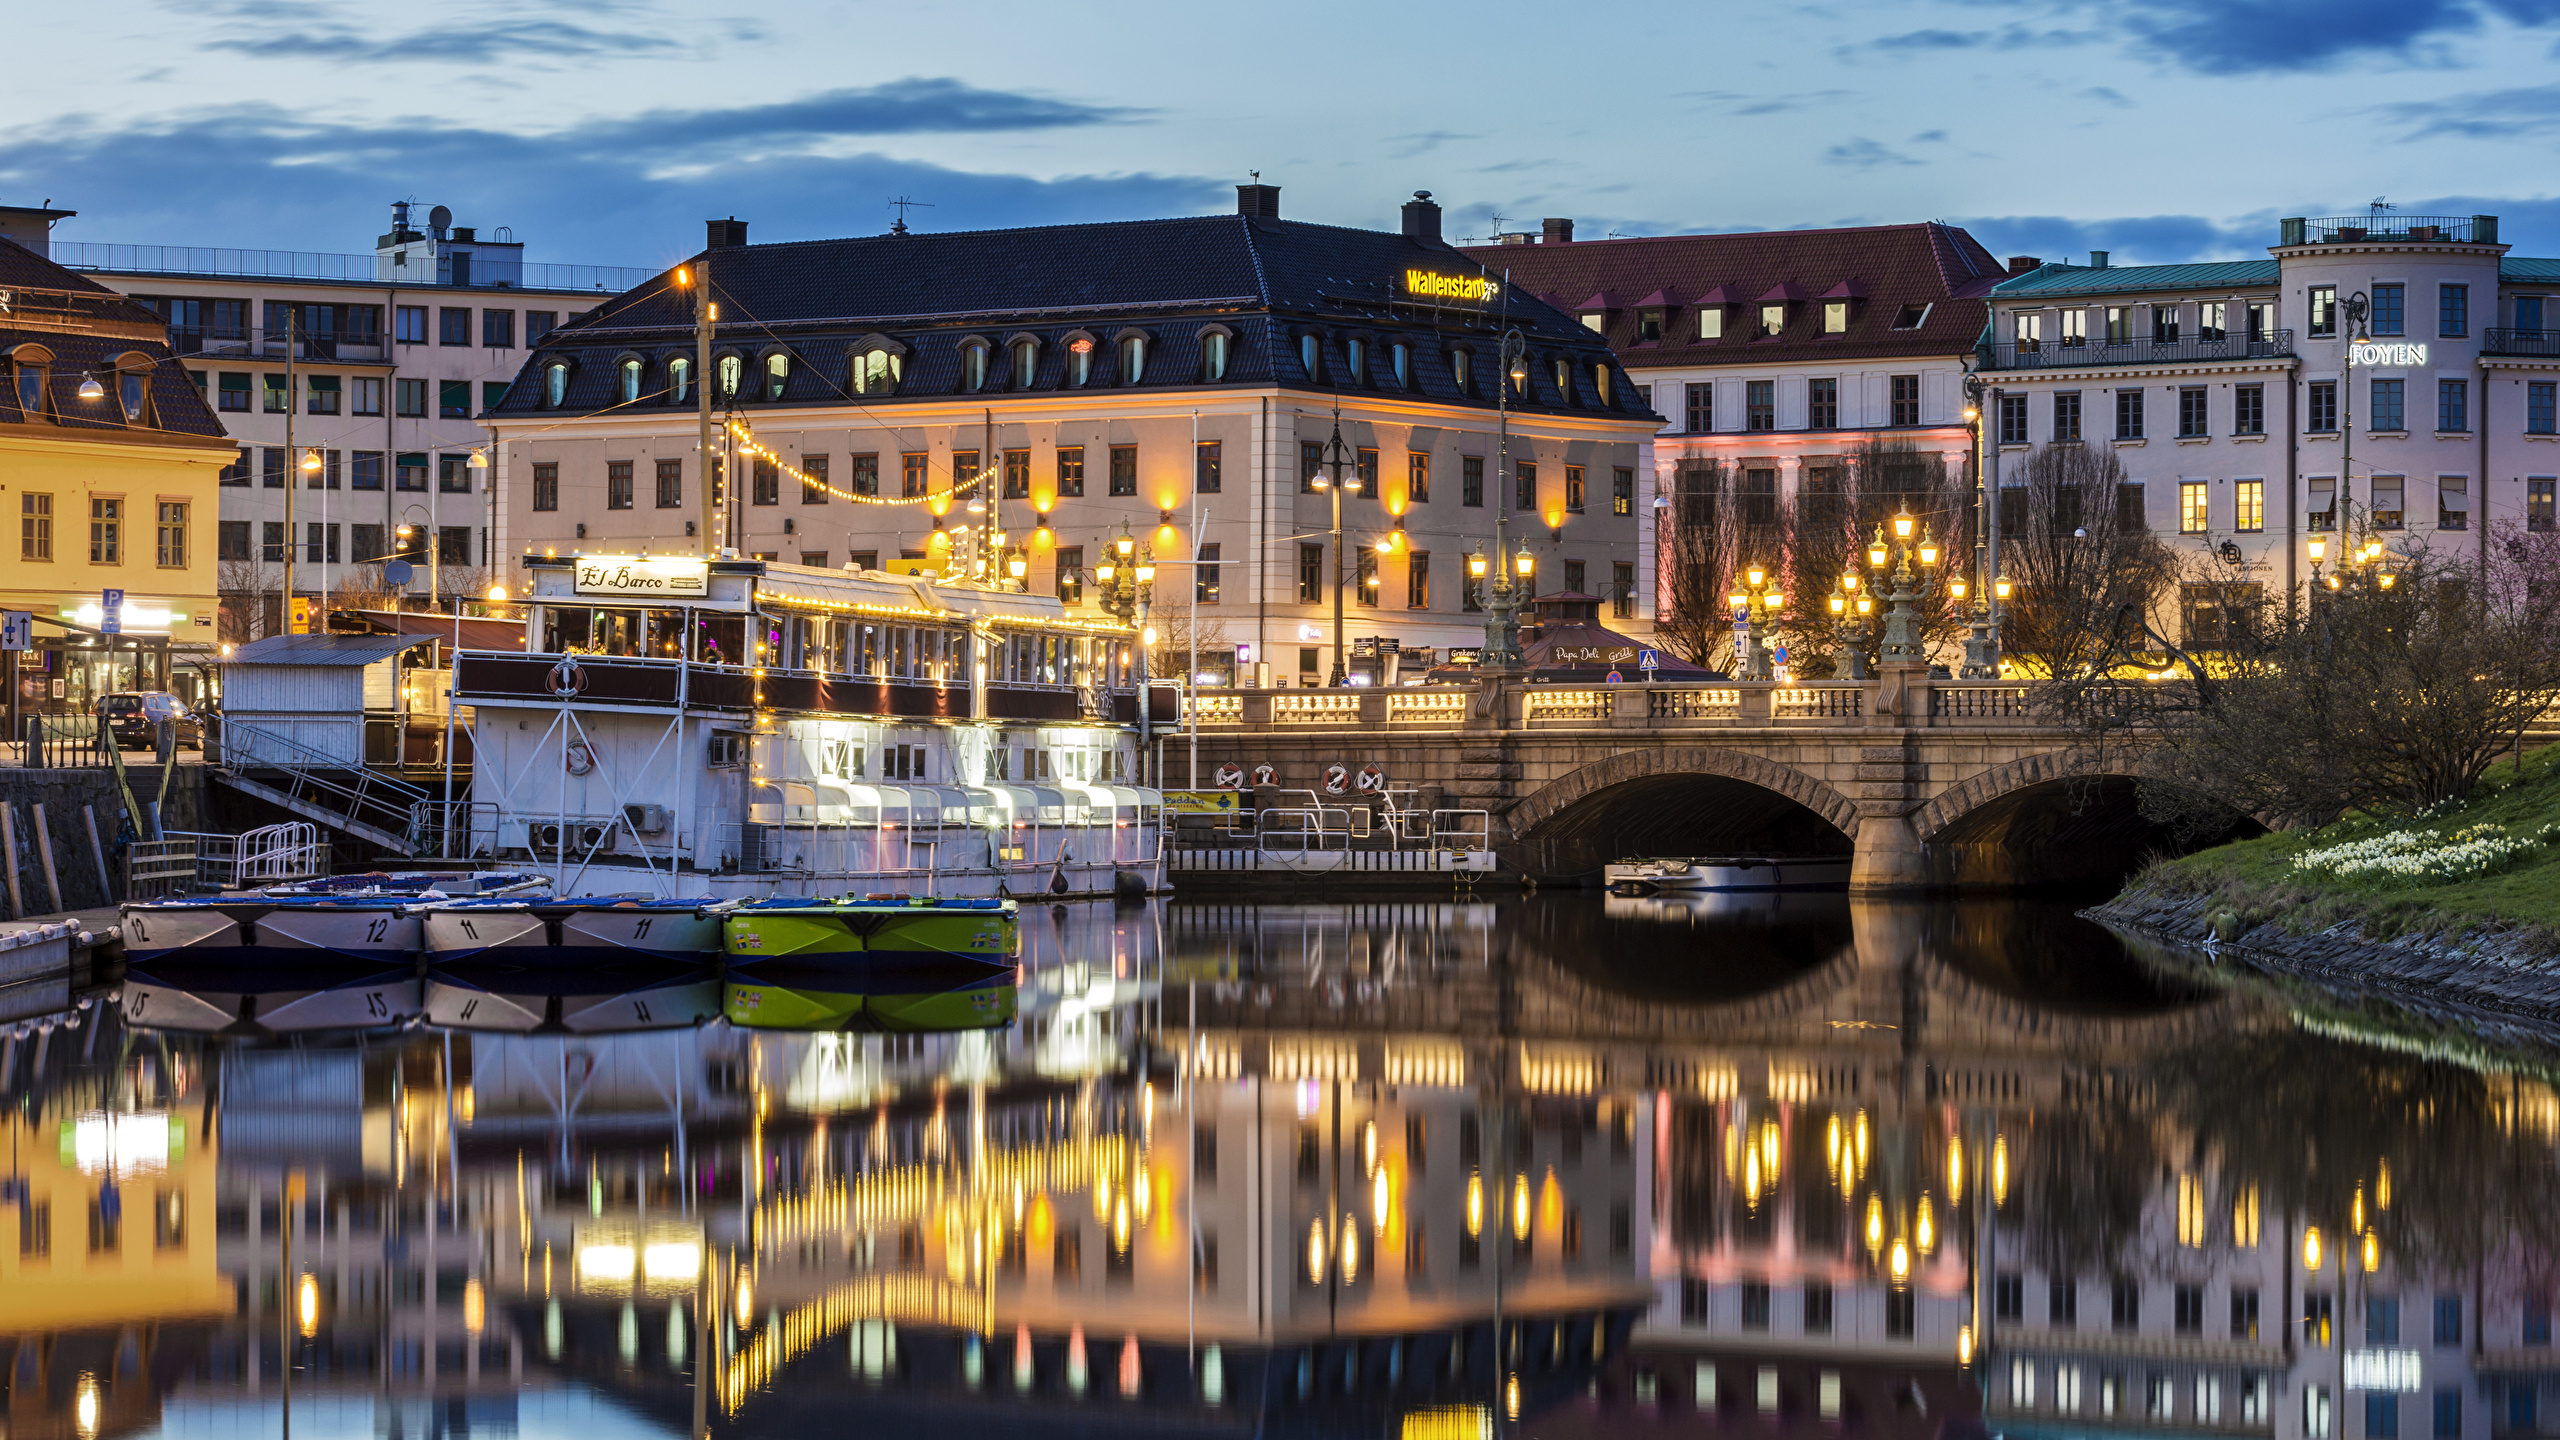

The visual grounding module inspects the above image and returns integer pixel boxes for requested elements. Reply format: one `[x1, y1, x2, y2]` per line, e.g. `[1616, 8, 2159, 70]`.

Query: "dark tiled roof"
[1990, 260, 2280, 297]
[1456, 222, 2004, 367]
[0, 238, 230, 442]
[493, 215, 1660, 424]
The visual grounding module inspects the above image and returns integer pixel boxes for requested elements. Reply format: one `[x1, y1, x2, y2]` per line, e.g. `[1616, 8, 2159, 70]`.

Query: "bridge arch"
[1504, 747, 1860, 881]
[1914, 750, 2263, 887]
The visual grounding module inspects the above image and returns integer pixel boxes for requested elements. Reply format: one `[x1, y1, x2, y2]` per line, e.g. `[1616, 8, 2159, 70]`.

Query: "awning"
[228, 634, 435, 666]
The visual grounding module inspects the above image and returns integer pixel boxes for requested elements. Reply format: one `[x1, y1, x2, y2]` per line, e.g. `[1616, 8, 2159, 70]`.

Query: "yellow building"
[0, 231, 232, 715]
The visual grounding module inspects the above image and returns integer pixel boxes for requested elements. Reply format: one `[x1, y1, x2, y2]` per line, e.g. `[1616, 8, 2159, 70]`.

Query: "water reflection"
[0, 895, 2555, 1440]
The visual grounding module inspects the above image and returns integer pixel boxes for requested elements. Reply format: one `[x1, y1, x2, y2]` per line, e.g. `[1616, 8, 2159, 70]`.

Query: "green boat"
[721, 896, 1018, 1032]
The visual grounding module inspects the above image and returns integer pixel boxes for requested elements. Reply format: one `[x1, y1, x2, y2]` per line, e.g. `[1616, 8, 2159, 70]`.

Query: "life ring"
[1251, 763, 1277, 788]
[1213, 762, 1245, 789]
[1355, 764, 1386, 792]
[565, 741, 595, 776]
[1322, 764, 1349, 794]
[547, 656, 586, 698]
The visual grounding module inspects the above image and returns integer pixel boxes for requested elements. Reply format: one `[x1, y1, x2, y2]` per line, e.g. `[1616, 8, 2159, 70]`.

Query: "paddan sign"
[574, 555, 710, 599]
[1404, 269, 1500, 304]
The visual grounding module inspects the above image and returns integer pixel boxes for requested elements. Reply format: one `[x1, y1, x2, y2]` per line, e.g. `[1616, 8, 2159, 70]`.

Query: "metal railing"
[167, 824, 330, 890]
[125, 840, 199, 900]
[2280, 215, 2496, 246]
[2484, 329, 2560, 359]
[53, 242, 654, 293]
[214, 717, 431, 841]
[1980, 332, 2294, 371]
[20, 715, 126, 770]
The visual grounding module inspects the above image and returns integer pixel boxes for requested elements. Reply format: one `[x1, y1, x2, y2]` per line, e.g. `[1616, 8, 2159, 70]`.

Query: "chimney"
[2006, 255, 2042, 275]
[1401, 191, 1442, 242]
[2089, 250, 2109, 269]
[707, 216, 749, 249]
[1236, 184, 1281, 219]
[1542, 217, 1574, 245]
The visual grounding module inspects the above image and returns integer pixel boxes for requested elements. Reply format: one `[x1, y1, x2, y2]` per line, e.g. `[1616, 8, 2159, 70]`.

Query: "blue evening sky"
[7, 0, 2560, 270]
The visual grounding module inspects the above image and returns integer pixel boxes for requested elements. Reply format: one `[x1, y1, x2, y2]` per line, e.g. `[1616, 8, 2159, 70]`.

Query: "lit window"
[668, 355, 693, 403]
[852, 349, 901, 395]
[1760, 304, 1786, 336]
[1595, 364, 1613, 406]
[1699, 307, 1726, 340]
[543, 361, 568, 408]
[1553, 357, 1574, 402]
[1390, 341, 1409, 388]
[1299, 333, 1322, 382]
[765, 352, 789, 400]
[1066, 336, 1093, 387]
[2180, 482, 2209, 533]
[1119, 335, 1147, 385]
[618, 359, 641, 404]
[961, 343, 987, 393]
[1013, 339, 1039, 389]
[1823, 300, 1849, 334]
[1451, 349, 1472, 394]
[716, 354, 742, 399]
[90, 497, 121, 564]
[119, 368, 149, 422]
[2236, 480, 2264, 532]
[1344, 336, 1365, 385]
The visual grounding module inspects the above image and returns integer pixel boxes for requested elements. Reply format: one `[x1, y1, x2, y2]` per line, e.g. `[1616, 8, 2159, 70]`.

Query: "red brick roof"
[1460, 222, 2000, 368]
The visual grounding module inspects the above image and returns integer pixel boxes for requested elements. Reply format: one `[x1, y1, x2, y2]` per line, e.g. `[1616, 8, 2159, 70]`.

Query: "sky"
[8, 0, 2560, 272]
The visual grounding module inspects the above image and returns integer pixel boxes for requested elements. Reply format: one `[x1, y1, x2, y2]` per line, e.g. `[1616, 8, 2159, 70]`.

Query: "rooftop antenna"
[2368, 196, 2394, 216]
[889, 196, 933, 235]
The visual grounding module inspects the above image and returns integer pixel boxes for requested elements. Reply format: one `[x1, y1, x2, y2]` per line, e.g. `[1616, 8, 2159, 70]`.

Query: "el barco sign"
[2350, 342, 2430, 367]
[574, 555, 710, 599]
[1404, 269, 1500, 303]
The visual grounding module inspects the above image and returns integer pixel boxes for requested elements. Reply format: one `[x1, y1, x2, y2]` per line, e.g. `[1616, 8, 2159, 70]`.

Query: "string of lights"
[724, 417, 995, 510]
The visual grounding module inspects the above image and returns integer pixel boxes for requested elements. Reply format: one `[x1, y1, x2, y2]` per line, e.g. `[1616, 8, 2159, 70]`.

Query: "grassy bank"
[2131, 745, 2560, 952]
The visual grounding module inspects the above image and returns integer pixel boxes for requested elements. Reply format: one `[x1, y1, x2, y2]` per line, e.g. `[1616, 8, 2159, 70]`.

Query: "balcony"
[2484, 328, 2560, 359]
[2279, 214, 2497, 246]
[1980, 331, 2294, 372]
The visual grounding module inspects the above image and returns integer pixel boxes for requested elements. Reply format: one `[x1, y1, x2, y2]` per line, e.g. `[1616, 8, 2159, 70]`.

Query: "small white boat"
[119, 971, 420, 1034]
[119, 872, 552, 967]
[1603, 855, 1852, 894]
[418, 895, 730, 1033]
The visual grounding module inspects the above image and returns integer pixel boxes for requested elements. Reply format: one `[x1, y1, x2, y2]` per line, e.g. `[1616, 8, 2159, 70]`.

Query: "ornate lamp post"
[1949, 569, 2013, 678]
[1727, 563, 1783, 681]
[1479, 329, 1533, 669]
[1094, 522, 1155, 689]
[1870, 512, 1942, 665]
[1828, 570, 1875, 681]
[1311, 413, 1363, 685]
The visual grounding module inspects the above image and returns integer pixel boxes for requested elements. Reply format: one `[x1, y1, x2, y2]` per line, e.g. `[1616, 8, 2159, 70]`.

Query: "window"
[2434, 1390, 2460, 1439]
[2310, 1387, 2336, 1439]
[397, 453, 428, 491]
[2531, 478, 2555, 531]
[1686, 382, 1713, 432]
[1891, 374, 1920, 426]
[2436, 1295, 2463, 1346]
[2373, 475, 2406, 529]
[1613, 561, 1635, 617]
[1402, 450, 1426, 503]
[1823, 299, 1849, 334]
[532, 462, 559, 511]
[1451, 347, 1474, 395]
[89, 498, 121, 564]
[351, 451, 383, 491]
[2237, 480, 2264, 532]
[390, 376, 424, 418]
[1300, 441, 1324, 494]
[2528, 1298, 2552, 1344]
[2055, 391, 2082, 441]
[2053, 307, 2084, 346]
[438, 453, 473, 493]
[1613, 467, 1634, 516]
[2176, 1285, 2206, 1335]
[1563, 558, 1585, 594]
[2111, 1279, 2139, 1331]
[2438, 378, 2468, 432]
[349, 375, 383, 417]
[2524, 295, 2550, 335]
[2309, 379, 2338, 432]
[1759, 303, 1786, 337]
[2310, 477, 2338, 530]
[1056, 446, 1084, 498]
[439, 306, 471, 345]
[2372, 283, 2405, 336]
[1406, 551, 1429, 609]
[2117, 388, 2145, 439]
[2310, 285, 2338, 337]
[482, 380, 509, 415]
[901, 452, 929, 499]
[260, 447, 286, 488]
[521, 310, 557, 344]
[801, 454, 830, 503]
[2439, 476, 2468, 530]
[1356, 549, 1378, 606]
[2234, 1288, 2261, 1340]
[951, 451, 980, 508]
[2180, 481, 2209, 532]
[2015, 310, 2043, 350]
[1463, 455, 1484, 507]
[657, 459, 683, 508]
[1516, 461, 1537, 512]
[2179, 387, 2208, 436]
[2373, 378, 2406, 432]
[959, 342, 987, 393]
[2010, 1360, 2037, 1408]
[2199, 301, 2228, 342]
[438, 527, 469, 566]
[1998, 393, 2028, 445]
[2154, 305, 2183, 345]
[1119, 334, 1147, 385]
[606, 461, 633, 509]
[2530, 381, 2558, 434]
[1565, 464, 1586, 512]
[1356, 447, 1378, 499]
[438, 379, 469, 419]
[2370, 1393, 2401, 1440]
[2106, 306, 2132, 343]
[1299, 333, 1324, 382]
[1888, 302, 1929, 330]
[1636, 308, 1664, 342]
[751, 457, 779, 506]
[1298, 543, 1323, 603]
[2438, 284, 2469, 337]
[301, 373, 340, 416]
[1197, 441, 1222, 495]
[261, 521, 284, 563]
[1055, 546, 1083, 603]
[217, 519, 249, 561]
[480, 309, 513, 349]
[261, 373, 288, 413]
[844, 454, 876, 498]
[1746, 380, 1775, 430]
[1197, 543, 1221, 604]
[1741, 1282, 1772, 1330]
[1551, 356, 1574, 403]
[1109, 445, 1137, 496]
[218, 447, 249, 486]
[215, 371, 250, 412]
[1810, 376, 1840, 429]
[2235, 383, 2265, 435]
[395, 305, 427, 344]
[20, 494, 50, 561]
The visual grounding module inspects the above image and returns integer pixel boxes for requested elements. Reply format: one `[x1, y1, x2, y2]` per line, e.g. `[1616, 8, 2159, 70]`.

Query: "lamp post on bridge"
[1727, 563, 1782, 682]
[1870, 512, 1941, 665]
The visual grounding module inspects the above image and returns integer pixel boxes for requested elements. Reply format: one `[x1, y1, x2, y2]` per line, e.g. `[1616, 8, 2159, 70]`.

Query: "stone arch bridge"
[1173, 672, 2202, 890]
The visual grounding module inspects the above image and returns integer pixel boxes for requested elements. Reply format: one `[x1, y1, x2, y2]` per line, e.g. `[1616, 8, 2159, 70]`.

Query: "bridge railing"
[1155, 680, 2079, 731]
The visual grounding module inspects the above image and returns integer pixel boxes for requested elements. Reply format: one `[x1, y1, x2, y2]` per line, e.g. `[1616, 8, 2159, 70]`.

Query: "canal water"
[3, 893, 2556, 1440]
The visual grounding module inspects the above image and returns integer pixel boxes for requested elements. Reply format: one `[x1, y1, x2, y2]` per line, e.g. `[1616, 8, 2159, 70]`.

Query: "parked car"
[96, 692, 202, 750]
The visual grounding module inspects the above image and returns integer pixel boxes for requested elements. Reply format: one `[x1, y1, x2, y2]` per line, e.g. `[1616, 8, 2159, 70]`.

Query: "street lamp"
[1829, 570, 1874, 681]
[1957, 372, 2006, 678]
[1728, 563, 1783, 681]
[1871, 511, 1943, 665]
[396, 503, 441, 614]
[1310, 410, 1363, 685]
[1478, 327, 1535, 669]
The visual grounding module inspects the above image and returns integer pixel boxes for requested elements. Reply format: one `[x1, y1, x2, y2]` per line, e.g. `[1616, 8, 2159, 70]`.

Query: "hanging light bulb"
[77, 372, 105, 401]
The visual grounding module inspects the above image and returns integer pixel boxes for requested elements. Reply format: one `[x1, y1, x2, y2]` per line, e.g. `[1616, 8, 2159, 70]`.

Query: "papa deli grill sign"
[1405, 269, 1500, 304]
[574, 555, 710, 599]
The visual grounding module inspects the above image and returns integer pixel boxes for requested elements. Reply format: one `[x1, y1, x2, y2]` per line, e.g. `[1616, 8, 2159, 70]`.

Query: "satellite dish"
[427, 204, 452, 235]
[384, 559, 415, 585]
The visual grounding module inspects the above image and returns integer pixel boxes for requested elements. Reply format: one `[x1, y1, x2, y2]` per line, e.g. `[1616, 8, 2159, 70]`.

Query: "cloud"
[1386, 130, 1477, 159]
[2378, 80, 2560, 136]
[1951, 211, 2276, 265]
[2014, 0, 2560, 74]
[1840, 23, 2094, 57]
[1909, 129, 1950, 143]
[1824, 137, 1923, 168]
[208, 18, 683, 62]
[0, 88, 1212, 262]
[2081, 85, 2133, 106]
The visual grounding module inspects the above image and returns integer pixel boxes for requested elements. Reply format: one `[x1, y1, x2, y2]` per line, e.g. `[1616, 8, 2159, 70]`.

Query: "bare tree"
[217, 559, 272, 646]
[1655, 459, 1739, 668]
[1998, 444, 2178, 679]
[1148, 605, 1231, 681]
[1780, 438, 1975, 675]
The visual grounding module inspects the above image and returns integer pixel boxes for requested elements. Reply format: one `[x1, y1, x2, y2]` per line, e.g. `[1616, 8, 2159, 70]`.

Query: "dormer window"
[1390, 341, 1410, 389]
[1119, 335, 1147, 385]
[1200, 329, 1231, 382]
[10, 352, 48, 419]
[1013, 338, 1039, 389]
[1552, 357, 1574, 403]
[1892, 303, 1932, 330]
[542, 359, 570, 408]
[716, 353, 742, 400]
[1760, 304, 1787, 337]
[1299, 334, 1323, 382]
[1698, 308, 1725, 341]
[1344, 337, 1366, 385]
[668, 355, 693, 403]
[1823, 301, 1850, 334]
[1066, 336, 1093, 387]
[1594, 363, 1614, 408]
[618, 358, 642, 404]
[851, 348, 901, 395]
[961, 341, 988, 393]
[1451, 348, 1473, 396]
[765, 352, 789, 400]
[1636, 309, 1664, 342]
[113, 356, 154, 423]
